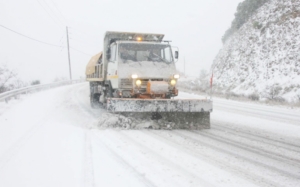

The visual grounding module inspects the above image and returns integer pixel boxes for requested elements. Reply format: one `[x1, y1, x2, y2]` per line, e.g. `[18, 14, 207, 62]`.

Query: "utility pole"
[184, 56, 186, 76]
[66, 26, 72, 80]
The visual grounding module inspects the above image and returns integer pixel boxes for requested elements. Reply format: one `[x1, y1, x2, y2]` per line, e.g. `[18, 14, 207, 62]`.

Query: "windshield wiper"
[152, 53, 166, 62]
[144, 54, 171, 64]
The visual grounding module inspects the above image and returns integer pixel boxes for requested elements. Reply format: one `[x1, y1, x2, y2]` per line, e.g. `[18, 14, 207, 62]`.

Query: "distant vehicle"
[86, 31, 212, 129]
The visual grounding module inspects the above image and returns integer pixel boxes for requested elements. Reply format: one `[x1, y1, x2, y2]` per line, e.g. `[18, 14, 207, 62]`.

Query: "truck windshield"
[118, 43, 173, 63]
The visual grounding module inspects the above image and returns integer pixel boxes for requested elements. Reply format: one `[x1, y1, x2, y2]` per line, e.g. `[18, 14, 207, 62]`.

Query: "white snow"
[0, 83, 299, 187]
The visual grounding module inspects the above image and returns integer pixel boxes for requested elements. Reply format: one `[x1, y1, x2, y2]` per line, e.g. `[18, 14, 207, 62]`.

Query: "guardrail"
[0, 79, 85, 103]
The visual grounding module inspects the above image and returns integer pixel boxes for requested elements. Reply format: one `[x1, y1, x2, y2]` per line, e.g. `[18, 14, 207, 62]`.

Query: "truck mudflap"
[106, 98, 213, 112]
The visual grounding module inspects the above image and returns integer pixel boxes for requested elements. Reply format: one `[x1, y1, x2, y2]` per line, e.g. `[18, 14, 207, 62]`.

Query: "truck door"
[107, 43, 118, 89]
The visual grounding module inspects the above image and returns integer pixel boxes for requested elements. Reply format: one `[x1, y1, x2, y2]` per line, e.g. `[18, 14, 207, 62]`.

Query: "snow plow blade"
[107, 98, 212, 129]
[107, 98, 212, 112]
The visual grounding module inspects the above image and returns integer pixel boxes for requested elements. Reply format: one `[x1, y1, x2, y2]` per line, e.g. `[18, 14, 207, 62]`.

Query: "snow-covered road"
[0, 83, 299, 187]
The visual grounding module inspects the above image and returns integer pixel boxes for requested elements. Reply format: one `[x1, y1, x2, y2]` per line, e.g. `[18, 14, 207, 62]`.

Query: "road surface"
[0, 83, 299, 187]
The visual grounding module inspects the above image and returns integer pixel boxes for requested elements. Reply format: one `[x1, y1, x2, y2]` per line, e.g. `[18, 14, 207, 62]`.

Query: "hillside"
[211, 0, 300, 102]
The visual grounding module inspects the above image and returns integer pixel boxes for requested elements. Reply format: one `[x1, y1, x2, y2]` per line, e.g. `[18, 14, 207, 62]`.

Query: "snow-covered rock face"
[212, 0, 300, 102]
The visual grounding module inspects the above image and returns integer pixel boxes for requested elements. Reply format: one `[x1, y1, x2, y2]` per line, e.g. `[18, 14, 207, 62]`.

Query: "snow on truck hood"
[118, 60, 177, 79]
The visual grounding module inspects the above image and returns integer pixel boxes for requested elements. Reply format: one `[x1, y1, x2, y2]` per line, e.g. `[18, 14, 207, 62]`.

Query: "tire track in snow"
[212, 124, 300, 151]
[103, 130, 210, 187]
[179, 130, 300, 177]
[174, 130, 300, 185]
[70, 83, 109, 129]
[69, 84, 98, 187]
[92, 131, 157, 187]
[83, 132, 95, 187]
[193, 129, 300, 166]
[110, 130, 218, 187]
[72, 87, 157, 186]
[72, 84, 156, 186]
[143, 130, 295, 187]
[214, 105, 300, 126]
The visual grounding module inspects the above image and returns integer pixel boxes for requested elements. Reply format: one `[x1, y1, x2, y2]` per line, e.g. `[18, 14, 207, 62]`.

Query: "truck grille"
[120, 78, 165, 89]
[120, 79, 132, 88]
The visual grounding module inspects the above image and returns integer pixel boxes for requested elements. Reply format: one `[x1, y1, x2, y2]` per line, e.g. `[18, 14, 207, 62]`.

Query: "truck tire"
[90, 82, 104, 108]
[90, 93, 100, 108]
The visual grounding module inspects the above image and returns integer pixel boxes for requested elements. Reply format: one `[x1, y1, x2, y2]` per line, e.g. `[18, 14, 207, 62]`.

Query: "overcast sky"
[0, 0, 243, 83]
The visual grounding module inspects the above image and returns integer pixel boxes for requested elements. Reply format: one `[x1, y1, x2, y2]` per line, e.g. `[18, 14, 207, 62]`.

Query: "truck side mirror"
[172, 46, 179, 62]
[175, 51, 179, 59]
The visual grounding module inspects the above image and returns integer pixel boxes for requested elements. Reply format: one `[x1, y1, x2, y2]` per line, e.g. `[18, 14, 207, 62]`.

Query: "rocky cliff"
[212, 0, 300, 102]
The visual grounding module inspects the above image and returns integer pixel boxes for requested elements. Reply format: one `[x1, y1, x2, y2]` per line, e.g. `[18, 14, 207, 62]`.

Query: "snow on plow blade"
[107, 98, 212, 112]
[107, 98, 212, 129]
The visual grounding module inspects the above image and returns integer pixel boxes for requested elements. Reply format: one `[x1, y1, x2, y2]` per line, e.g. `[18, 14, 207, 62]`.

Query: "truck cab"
[106, 40, 179, 99]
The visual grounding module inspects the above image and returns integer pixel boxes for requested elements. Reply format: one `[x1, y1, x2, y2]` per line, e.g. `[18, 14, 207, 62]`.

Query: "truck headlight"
[173, 74, 180, 79]
[131, 74, 138, 79]
[136, 80, 142, 86]
[170, 79, 176, 86]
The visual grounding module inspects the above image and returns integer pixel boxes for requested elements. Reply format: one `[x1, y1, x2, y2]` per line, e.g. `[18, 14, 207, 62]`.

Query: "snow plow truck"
[85, 31, 212, 129]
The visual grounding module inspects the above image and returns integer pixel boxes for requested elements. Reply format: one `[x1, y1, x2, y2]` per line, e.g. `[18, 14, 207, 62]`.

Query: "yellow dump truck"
[86, 31, 212, 129]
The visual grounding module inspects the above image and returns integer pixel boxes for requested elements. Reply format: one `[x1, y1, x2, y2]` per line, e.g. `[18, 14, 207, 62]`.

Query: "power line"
[68, 27, 101, 47]
[70, 37, 99, 48]
[0, 24, 92, 56]
[68, 27, 100, 41]
[0, 25, 61, 47]
[59, 33, 66, 51]
[36, 0, 63, 29]
[50, 0, 68, 23]
[70, 47, 92, 56]
[69, 27, 91, 36]
[41, 0, 65, 25]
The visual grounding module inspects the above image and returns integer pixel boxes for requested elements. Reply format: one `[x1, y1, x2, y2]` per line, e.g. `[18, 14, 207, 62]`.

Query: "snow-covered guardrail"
[0, 79, 85, 103]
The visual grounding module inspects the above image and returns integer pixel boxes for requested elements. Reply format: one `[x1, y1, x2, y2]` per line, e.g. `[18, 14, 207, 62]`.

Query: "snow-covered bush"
[31, 80, 41, 85]
[0, 64, 17, 93]
[248, 93, 260, 101]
